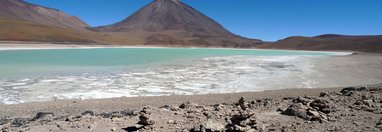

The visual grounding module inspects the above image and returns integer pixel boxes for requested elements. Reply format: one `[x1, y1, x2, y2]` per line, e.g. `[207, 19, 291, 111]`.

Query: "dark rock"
[161, 105, 181, 111]
[1, 126, 11, 132]
[319, 91, 329, 97]
[214, 104, 226, 111]
[167, 120, 175, 124]
[307, 110, 328, 122]
[120, 109, 135, 116]
[123, 126, 141, 132]
[340, 87, 366, 96]
[283, 97, 298, 100]
[309, 99, 332, 114]
[97, 110, 129, 119]
[11, 118, 30, 127]
[328, 117, 337, 122]
[262, 98, 274, 107]
[159, 104, 171, 109]
[141, 107, 153, 115]
[376, 118, 382, 130]
[138, 114, 155, 125]
[276, 108, 284, 112]
[65, 115, 82, 122]
[0, 117, 12, 125]
[137, 106, 155, 126]
[293, 97, 312, 105]
[98, 112, 118, 118]
[81, 111, 95, 116]
[179, 101, 198, 109]
[253, 98, 274, 107]
[238, 97, 248, 110]
[31, 112, 55, 121]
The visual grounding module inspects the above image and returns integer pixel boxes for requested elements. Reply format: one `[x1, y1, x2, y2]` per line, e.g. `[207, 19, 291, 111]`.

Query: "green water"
[0, 48, 342, 78]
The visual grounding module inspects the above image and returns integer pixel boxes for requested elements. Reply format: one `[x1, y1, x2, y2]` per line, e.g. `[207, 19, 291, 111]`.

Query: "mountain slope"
[0, 0, 88, 29]
[0, 17, 92, 42]
[257, 34, 382, 52]
[0, 17, 149, 44]
[93, 0, 260, 47]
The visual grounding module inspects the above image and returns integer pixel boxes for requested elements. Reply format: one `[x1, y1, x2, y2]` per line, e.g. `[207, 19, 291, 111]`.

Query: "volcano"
[93, 0, 260, 47]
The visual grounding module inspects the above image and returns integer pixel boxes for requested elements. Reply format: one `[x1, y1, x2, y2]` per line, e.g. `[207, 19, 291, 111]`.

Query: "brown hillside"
[0, 0, 88, 29]
[257, 35, 382, 52]
[0, 17, 147, 45]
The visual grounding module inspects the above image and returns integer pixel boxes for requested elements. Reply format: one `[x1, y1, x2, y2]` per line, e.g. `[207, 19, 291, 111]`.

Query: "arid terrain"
[0, 84, 381, 132]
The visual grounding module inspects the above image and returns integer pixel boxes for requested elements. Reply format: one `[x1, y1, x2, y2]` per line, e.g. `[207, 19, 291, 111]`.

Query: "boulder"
[138, 113, 155, 126]
[137, 106, 155, 126]
[282, 103, 309, 120]
[309, 99, 332, 114]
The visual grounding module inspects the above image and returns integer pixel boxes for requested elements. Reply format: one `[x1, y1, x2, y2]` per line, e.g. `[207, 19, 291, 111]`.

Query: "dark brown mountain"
[0, 0, 145, 44]
[257, 34, 382, 52]
[0, 0, 88, 29]
[92, 0, 260, 47]
[0, 17, 149, 44]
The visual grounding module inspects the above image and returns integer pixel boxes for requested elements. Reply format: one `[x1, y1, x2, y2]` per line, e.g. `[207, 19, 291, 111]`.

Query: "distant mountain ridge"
[0, 0, 88, 29]
[257, 34, 382, 52]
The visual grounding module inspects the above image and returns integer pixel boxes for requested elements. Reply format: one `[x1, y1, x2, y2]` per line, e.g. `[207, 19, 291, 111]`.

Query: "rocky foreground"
[0, 85, 381, 132]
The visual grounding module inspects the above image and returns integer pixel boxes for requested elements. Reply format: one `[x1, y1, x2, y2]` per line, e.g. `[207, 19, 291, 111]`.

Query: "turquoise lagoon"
[0, 48, 348, 104]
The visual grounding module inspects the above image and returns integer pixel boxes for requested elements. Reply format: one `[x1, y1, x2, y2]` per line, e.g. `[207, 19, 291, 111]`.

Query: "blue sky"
[26, 0, 382, 41]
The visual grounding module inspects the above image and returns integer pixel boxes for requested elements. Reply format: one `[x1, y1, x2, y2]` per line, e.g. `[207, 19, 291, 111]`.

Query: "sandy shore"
[0, 42, 356, 54]
[0, 87, 344, 117]
[0, 42, 167, 50]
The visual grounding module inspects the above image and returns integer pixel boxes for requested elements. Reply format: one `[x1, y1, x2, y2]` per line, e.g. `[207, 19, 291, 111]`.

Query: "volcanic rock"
[282, 103, 310, 120]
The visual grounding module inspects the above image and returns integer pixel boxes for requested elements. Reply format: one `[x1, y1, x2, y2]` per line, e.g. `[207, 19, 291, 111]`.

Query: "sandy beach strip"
[0, 42, 353, 56]
[0, 87, 343, 118]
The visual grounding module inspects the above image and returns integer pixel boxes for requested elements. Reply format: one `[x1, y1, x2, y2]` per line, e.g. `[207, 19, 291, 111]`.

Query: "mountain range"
[258, 34, 382, 52]
[0, 0, 381, 52]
